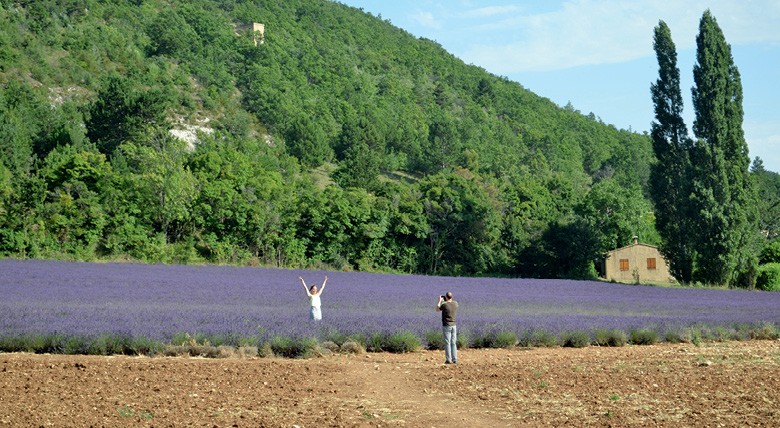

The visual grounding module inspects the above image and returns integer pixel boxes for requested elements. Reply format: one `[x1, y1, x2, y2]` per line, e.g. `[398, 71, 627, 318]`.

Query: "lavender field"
[1, 259, 779, 353]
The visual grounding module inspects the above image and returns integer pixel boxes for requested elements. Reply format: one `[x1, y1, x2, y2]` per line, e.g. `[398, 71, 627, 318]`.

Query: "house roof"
[607, 242, 660, 255]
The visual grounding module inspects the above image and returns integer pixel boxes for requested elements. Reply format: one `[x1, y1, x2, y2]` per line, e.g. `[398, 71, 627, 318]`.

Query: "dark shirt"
[439, 301, 458, 326]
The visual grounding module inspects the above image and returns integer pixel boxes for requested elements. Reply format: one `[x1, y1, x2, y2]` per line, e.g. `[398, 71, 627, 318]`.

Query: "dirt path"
[342, 353, 510, 426]
[1, 341, 778, 427]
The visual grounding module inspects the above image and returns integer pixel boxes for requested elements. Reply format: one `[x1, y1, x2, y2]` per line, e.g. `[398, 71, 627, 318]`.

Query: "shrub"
[217, 345, 237, 358]
[760, 241, 780, 264]
[161, 345, 189, 357]
[0, 334, 54, 353]
[456, 331, 469, 350]
[320, 328, 349, 346]
[269, 336, 320, 358]
[469, 332, 488, 348]
[237, 346, 258, 358]
[522, 330, 559, 348]
[87, 334, 132, 355]
[60, 336, 90, 354]
[710, 325, 736, 342]
[382, 330, 422, 353]
[236, 336, 260, 348]
[425, 330, 445, 350]
[365, 333, 385, 352]
[257, 342, 274, 358]
[629, 328, 659, 345]
[471, 330, 517, 349]
[321, 341, 340, 353]
[162, 343, 254, 358]
[749, 322, 779, 340]
[594, 329, 627, 347]
[0, 335, 27, 353]
[560, 330, 591, 348]
[491, 330, 518, 348]
[664, 326, 702, 345]
[171, 332, 197, 346]
[756, 263, 780, 291]
[340, 340, 365, 354]
[129, 336, 162, 356]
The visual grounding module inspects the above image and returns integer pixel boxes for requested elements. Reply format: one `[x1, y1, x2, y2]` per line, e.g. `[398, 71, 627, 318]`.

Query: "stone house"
[235, 22, 265, 46]
[602, 238, 675, 284]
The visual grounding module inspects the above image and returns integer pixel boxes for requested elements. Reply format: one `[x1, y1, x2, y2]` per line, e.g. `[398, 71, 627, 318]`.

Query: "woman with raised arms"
[299, 275, 327, 321]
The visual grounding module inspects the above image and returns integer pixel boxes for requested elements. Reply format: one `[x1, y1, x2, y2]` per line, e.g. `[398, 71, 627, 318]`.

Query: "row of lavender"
[1, 259, 778, 353]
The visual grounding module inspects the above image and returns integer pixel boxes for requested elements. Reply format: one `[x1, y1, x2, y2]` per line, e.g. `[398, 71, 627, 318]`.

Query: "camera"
[440, 295, 445, 299]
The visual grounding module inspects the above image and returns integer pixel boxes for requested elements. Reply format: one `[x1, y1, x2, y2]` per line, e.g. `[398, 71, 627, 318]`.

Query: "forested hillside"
[0, 0, 775, 279]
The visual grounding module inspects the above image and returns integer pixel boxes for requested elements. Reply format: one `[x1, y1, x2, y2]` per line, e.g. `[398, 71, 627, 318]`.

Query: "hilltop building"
[236, 22, 265, 46]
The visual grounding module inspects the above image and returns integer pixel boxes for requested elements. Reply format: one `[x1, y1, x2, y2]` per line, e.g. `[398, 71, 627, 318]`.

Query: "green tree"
[752, 158, 780, 240]
[649, 20, 695, 283]
[418, 168, 501, 275]
[146, 9, 200, 58]
[0, 81, 42, 177]
[333, 141, 380, 190]
[421, 111, 461, 173]
[120, 136, 198, 243]
[577, 179, 657, 256]
[39, 145, 111, 257]
[689, 11, 759, 287]
[187, 135, 288, 264]
[496, 166, 561, 276]
[85, 73, 171, 156]
[283, 116, 331, 168]
[527, 217, 601, 279]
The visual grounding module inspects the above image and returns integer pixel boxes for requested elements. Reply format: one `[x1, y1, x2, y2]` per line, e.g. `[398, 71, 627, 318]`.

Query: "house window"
[619, 259, 629, 271]
[647, 258, 657, 270]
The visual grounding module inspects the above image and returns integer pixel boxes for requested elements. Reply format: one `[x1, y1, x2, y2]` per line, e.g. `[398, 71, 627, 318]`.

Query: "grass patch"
[117, 405, 153, 420]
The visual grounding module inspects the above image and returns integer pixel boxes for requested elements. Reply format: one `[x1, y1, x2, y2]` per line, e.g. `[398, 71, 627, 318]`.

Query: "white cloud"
[411, 10, 442, 29]
[455, 0, 780, 73]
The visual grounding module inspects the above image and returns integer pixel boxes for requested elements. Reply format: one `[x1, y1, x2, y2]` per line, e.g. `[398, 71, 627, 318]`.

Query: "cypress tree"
[690, 10, 759, 286]
[649, 21, 695, 283]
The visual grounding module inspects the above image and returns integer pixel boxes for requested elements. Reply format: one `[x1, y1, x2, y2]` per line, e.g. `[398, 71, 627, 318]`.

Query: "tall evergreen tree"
[649, 21, 695, 283]
[690, 10, 759, 286]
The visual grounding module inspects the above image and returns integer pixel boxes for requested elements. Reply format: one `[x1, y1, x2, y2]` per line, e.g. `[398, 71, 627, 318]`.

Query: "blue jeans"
[443, 325, 457, 363]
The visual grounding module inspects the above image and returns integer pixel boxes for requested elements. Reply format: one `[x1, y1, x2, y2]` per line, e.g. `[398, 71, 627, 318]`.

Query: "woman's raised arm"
[299, 276, 312, 297]
[318, 276, 328, 295]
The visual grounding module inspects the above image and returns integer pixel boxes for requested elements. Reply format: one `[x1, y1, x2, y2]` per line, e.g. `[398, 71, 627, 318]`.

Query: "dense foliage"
[0, 1, 776, 280]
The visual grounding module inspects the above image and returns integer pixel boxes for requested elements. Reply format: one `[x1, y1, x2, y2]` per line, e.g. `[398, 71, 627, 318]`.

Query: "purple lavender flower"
[1, 259, 778, 347]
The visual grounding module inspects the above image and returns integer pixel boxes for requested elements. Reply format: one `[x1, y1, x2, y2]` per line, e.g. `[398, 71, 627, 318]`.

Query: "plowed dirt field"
[1, 341, 778, 427]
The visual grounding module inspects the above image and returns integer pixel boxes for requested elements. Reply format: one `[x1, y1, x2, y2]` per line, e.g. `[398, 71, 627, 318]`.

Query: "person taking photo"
[436, 292, 458, 364]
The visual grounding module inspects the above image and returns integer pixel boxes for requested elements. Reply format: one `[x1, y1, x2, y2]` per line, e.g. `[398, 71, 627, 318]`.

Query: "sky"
[336, 0, 780, 172]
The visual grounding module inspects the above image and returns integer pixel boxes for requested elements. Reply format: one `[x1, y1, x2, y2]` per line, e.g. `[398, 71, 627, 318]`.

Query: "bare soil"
[1, 341, 778, 427]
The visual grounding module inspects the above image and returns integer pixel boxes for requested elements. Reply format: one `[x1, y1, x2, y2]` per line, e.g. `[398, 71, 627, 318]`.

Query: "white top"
[310, 295, 321, 308]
